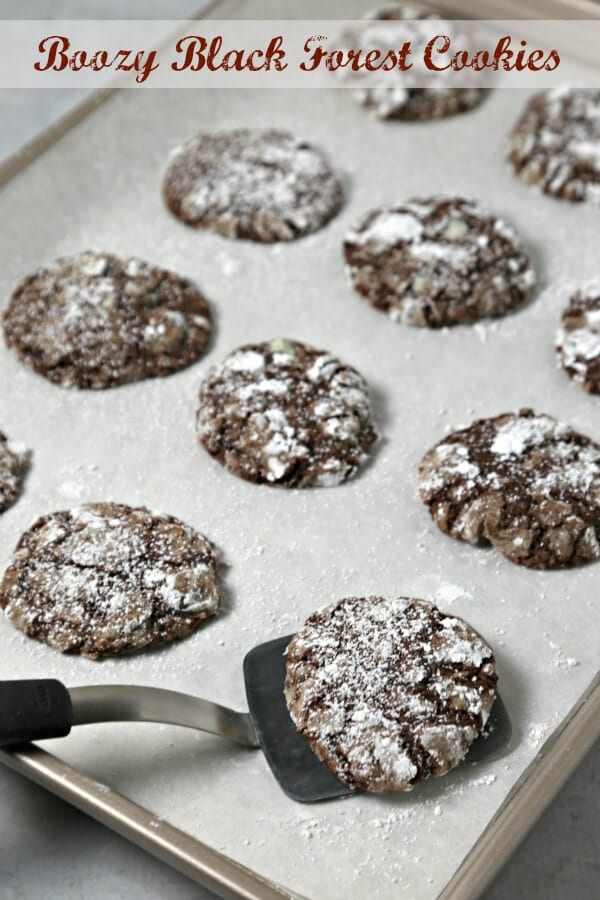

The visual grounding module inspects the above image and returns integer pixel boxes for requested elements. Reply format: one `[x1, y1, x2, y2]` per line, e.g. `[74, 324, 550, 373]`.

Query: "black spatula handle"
[0, 680, 72, 747]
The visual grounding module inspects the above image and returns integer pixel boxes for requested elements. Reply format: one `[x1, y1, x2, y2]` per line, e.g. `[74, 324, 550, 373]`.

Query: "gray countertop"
[0, 2, 598, 898]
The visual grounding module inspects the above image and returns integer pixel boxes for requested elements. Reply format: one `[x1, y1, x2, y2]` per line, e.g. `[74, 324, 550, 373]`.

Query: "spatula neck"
[69, 685, 260, 748]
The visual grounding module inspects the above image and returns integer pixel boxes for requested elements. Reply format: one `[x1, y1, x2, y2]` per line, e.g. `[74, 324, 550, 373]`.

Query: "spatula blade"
[467, 692, 512, 763]
[244, 634, 512, 803]
[243, 635, 353, 802]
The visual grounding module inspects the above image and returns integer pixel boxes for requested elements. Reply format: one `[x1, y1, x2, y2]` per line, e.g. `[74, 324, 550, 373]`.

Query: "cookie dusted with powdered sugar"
[162, 129, 344, 242]
[344, 196, 535, 327]
[3, 252, 212, 389]
[556, 287, 600, 393]
[0, 432, 28, 514]
[419, 409, 600, 569]
[508, 87, 600, 202]
[0, 503, 221, 659]
[196, 339, 378, 487]
[353, 5, 486, 121]
[285, 596, 497, 792]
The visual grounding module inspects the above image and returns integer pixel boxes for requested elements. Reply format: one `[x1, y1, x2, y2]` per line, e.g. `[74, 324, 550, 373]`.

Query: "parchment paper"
[1, 6, 600, 897]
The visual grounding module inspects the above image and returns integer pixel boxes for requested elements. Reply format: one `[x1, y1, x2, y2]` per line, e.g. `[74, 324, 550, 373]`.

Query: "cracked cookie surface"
[556, 287, 600, 393]
[419, 409, 600, 568]
[508, 86, 600, 202]
[344, 196, 535, 327]
[0, 502, 221, 659]
[196, 339, 378, 488]
[3, 251, 212, 389]
[285, 596, 497, 792]
[163, 129, 343, 242]
[0, 432, 28, 514]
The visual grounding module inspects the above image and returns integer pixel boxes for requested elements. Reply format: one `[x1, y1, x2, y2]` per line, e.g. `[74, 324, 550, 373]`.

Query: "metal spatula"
[0, 634, 512, 803]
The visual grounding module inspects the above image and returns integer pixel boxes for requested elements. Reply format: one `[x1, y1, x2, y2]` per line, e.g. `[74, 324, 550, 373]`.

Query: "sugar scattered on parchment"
[474, 321, 499, 344]
[469, 773, 497, 787]
[547, 638, 580, 669]
[428, 582, 473, 606]
[218, 252, 241, 277]
[528, 722, 551, 748]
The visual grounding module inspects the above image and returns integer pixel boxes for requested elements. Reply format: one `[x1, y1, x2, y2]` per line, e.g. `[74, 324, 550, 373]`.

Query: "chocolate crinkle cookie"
[353, 5, 486, 121]
[419, 409, 600, 569]
[508, 86, 600, 202]
[0, 503, 221, 659]
[196, 339, 378, 487]
[556, 287, 600, 393]
[344, 196, 535, 327]
[0, 432, 28, 514]
[162, 128, 344, 242]
[285, 596, 497, 792]
[2, 251, 212, 389]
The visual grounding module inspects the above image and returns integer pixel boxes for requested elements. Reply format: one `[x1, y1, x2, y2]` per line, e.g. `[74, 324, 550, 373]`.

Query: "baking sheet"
[1, 2, 600, 897]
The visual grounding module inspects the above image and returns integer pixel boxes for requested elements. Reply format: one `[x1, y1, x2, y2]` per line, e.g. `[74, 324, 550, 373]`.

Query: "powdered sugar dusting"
[226, 350, 266, 373]
[348, 210, 424, 246]
[3, 251, 212, 389]
[0, 431, 28, 514]
[344, 196, 535, 328]
[420, 410, 600, 568]
[163, 128, 343, 242]
[285, 596, 497, 792]
[509, 86, 600, 202]
[557, 287, 600, 392]
[490, 414, 565, 457]
[347, 6, 486, 121]
[0, 502, 221, 659]
[197, 339, 378, 488]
